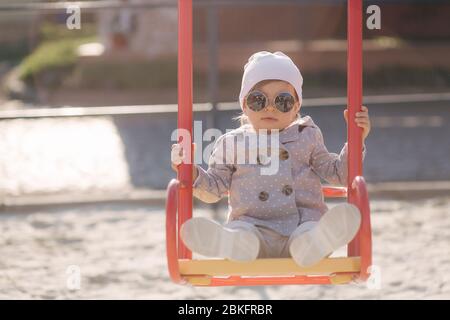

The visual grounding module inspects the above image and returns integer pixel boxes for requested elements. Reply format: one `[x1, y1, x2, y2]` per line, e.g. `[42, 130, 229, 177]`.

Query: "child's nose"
[266, 103, 277, 112]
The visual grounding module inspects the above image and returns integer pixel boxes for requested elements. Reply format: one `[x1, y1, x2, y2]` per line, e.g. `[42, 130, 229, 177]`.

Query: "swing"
[166, 0, 372, 286]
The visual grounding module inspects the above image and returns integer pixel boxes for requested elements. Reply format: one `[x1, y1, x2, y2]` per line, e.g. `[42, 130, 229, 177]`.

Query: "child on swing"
[171, 51, 371, 267]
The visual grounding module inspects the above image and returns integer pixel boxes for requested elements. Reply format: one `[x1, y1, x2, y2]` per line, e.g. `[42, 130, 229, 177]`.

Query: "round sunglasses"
[245, 91, 296, 113]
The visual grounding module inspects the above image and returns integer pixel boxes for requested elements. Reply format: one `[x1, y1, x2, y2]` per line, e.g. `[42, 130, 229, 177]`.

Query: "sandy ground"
[0, 196, 449, 300]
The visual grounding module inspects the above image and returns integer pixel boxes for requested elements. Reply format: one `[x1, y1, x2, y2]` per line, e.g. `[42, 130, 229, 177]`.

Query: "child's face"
[243, 80, 301, 132]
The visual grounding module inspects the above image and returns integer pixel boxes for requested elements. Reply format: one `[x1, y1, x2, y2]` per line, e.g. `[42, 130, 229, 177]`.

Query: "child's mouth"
[261, 117, 278, 122]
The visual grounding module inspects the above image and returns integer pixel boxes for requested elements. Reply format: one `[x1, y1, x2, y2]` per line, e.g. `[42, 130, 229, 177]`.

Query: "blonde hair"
[234, 80, 300, 127]
[233, 113, 250, 126]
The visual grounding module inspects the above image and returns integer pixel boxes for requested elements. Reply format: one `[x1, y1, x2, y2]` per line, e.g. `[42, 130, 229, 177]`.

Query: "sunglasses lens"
[246, 92, 266, 112]
[275, 92, 295, 113]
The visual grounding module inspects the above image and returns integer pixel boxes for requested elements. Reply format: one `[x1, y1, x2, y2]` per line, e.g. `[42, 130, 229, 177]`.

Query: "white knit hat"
[239, 51, 303, 110]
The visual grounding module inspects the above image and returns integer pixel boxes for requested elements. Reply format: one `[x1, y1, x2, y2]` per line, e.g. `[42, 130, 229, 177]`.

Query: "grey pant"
[225, 220, 317, 259]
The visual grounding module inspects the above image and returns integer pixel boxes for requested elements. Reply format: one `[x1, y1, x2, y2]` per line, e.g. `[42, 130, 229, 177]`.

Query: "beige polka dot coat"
[193, 116, 366, 236]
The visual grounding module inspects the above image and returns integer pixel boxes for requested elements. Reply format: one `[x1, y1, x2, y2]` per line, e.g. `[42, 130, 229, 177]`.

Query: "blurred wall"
[194, 4, 450, 43]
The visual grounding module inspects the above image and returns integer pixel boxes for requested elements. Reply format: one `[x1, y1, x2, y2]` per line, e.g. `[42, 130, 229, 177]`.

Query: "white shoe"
[180, 217, 260, 262]
[289, 203, 361, 267]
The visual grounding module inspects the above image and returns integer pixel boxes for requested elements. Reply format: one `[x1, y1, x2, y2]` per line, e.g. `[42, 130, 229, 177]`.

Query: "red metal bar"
[352, 176, 372, 281]
[177, 0, 193, 259]
[194, 273, 358, 286]
[165, 179, 184, 284]
[347, 0, 363, 257]
[206, 275, 334, 286]
[322, 186, 347, 198]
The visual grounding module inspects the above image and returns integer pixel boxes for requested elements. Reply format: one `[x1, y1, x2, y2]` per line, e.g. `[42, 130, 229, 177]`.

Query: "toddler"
[171, 51, 370, 267]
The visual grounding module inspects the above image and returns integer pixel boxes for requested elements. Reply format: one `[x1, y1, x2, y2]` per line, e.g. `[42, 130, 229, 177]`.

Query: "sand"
[0, 196, 449, 299]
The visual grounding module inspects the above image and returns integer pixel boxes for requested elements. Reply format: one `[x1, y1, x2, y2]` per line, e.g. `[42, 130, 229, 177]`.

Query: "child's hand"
[171, 143, 198, 180]
[171, 143, 184, 171]
[344, 105, 371, 142]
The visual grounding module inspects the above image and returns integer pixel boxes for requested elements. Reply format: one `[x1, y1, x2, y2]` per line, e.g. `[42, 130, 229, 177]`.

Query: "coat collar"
[279, 115, 316, 144]
[234, 115, 316, 144]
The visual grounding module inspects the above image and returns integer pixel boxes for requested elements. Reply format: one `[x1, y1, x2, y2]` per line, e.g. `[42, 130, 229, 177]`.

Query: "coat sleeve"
[192, 135, 234, 203]
[309, 126, 366, 186]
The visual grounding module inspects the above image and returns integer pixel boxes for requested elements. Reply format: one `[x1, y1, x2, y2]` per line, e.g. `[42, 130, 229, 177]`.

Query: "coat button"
[282, 185, 293, 196]
[258, 191, 269, 201]
[279, 149, 289, 160]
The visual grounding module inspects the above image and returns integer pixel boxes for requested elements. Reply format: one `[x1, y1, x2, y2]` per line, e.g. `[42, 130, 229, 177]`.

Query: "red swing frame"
[166, 0, 372, 286]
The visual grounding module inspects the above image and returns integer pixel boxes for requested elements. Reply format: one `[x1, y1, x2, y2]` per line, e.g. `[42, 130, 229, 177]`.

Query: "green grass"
[17, 22, 97, 82]
[18, 36, 97, 82]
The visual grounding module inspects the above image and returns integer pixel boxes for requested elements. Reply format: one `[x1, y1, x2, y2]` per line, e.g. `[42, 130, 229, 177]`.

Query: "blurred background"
[0, 0, 449, 299]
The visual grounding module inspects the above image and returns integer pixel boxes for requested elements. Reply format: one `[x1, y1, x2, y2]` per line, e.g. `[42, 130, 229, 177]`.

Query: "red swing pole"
[347, 0, 363, 257]
[177, 0, 193, 260]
